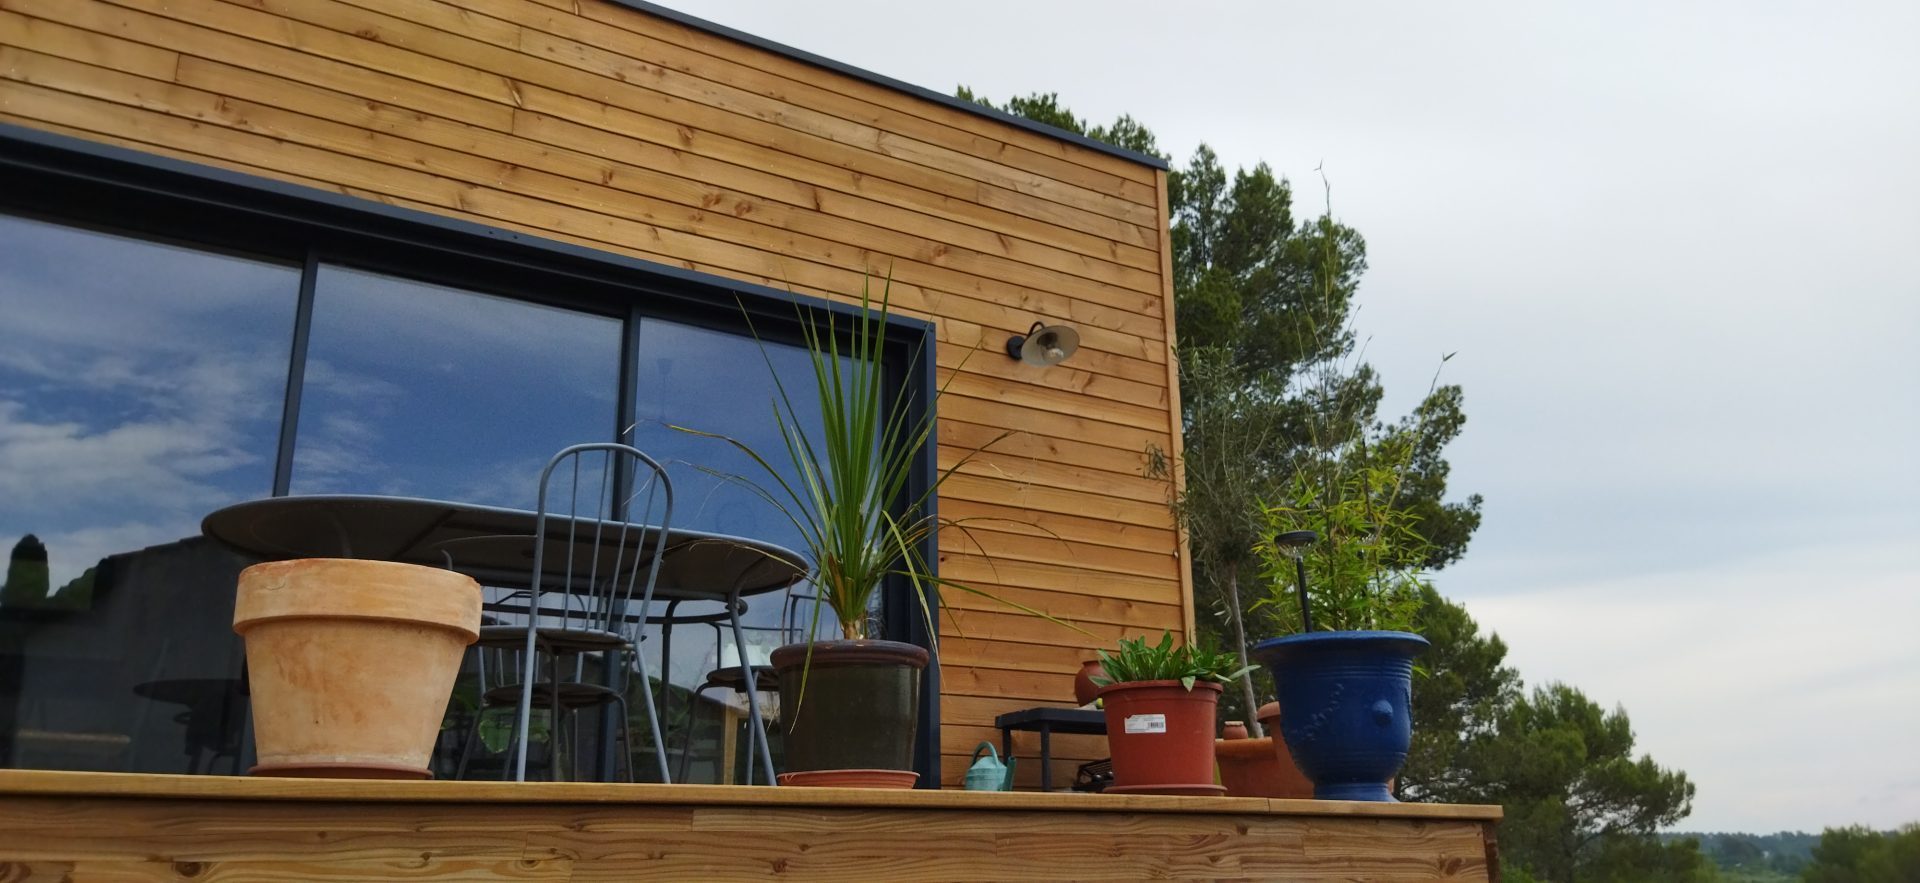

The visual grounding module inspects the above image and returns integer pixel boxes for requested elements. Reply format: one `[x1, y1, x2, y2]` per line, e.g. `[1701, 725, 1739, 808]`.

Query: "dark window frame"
[0, 123, 943, 785]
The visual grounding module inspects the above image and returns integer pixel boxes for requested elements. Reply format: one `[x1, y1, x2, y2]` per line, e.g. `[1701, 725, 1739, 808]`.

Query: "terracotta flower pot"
[771, 639, 928, 788]
[1215, 737, 1315, 799]
[1096, 679, 1225, 796]
[1072, 660, 1105, 706]
[234, 559, 480, 779]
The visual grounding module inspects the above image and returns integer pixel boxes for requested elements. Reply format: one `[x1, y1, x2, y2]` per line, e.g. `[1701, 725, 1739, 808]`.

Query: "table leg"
[1039, 725, 1053, 792]
[728, 600, 777, 785]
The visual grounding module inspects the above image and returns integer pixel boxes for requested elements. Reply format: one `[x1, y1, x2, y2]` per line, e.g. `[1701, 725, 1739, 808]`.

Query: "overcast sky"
[674, 0, 1920, 832]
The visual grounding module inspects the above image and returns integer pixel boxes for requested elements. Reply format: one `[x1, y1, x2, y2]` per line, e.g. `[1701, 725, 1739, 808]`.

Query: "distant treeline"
[1667, 827, 1919, 881]
[1665, 831, 1820, 878]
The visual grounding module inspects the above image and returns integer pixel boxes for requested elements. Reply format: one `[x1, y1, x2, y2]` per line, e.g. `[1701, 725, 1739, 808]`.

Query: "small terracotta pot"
[1215, 737, 1315, 798]
[1256, 701, 1282, 735]
[234, 559, 480, 779]
[1097, 679, 1224, 796]
[1221, 720, 1249, 740]
[1244, 701, 1315, 798]
[1073, 660, 1106, 706]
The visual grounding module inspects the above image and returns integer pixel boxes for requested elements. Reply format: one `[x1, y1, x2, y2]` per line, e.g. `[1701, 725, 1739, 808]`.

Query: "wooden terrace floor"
[0, 770, 1501, 881]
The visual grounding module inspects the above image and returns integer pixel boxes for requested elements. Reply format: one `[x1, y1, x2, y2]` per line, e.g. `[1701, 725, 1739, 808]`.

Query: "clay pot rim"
[235, 611, 480, 640]
[1251, 629, 1429, 664]
[770, 638, 929, 671]
[1094, 678, 1225, 698]
[775, 769, 920, 788]
[1255, 700, 1281, 729]
[234, 559, 480, 642]
[1214, 736, 1278, 758]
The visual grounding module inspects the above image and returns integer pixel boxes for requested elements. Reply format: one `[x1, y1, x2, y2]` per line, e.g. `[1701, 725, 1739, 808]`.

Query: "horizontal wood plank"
[527, 0, 1163, 188]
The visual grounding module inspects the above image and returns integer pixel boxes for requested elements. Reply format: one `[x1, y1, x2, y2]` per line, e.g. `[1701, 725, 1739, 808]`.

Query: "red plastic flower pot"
[1096, 679, 1225, 796]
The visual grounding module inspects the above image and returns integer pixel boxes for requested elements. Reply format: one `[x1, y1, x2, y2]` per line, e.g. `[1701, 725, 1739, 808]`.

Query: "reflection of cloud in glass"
[289, 265, 622, 510]
[0, 214, 298, 587]
[631, 317, 851, 633]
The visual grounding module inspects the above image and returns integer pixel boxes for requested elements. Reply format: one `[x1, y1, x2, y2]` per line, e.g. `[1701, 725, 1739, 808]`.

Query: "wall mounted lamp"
[1005, 321, 1079, 367]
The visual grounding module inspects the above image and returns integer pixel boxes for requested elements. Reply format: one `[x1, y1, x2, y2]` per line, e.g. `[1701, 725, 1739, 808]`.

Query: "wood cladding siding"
[0, 771, 1503, 882]
[0, 0, 1191, 783]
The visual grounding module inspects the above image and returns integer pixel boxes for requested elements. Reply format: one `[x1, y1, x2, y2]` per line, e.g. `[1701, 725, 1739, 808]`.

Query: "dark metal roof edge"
[0, 122, 933, 336]
[606, 0, 1171, 172]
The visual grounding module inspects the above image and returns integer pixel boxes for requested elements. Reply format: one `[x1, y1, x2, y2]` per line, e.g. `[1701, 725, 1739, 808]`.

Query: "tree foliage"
[1397, 585, 1521, 802]
[1801, 825, 1920, 883]
[1396, 588, 1709, 881]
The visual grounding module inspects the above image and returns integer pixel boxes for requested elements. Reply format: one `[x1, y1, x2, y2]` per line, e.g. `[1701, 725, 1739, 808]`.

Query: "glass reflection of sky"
[630, 317, 847, 669]
[0, 214, 298, 590]
[290, 265, 622, 509]
[630, 318, 833, 557]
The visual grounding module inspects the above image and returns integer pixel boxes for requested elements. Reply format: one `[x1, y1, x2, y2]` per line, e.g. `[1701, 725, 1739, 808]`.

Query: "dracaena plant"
[675, 272, 1065, 645]
[1091, 631, 1256, 692]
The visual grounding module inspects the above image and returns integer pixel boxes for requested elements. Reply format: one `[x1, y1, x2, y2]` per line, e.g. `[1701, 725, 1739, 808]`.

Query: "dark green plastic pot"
[770, 639, 928, 779]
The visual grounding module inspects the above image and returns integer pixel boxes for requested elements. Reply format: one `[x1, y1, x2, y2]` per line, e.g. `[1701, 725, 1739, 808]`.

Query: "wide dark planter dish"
[770, 639, 928, 785]
[1096, 679, 1225, 796]
[1251, 630, 1429, 802]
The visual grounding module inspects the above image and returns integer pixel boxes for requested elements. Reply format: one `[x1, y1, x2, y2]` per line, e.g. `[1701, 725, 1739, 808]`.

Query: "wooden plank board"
[1155, 168, 1201, 643]
[309, 0, 1162, 225]
[938, 499, 1178, 555]
[125, 0, 1164, 241]
[937, 635, 1111, 675]
[934, 523, 1179, 581]
[936, 347, 1172, 410]
[332, 0, 1161, 206]
[938, 446, 1172, 507]
[0, 770, 1503, 818]
[518, 0, 1162, 188]
[940, 609, 1166, 653]
[36, 0, 1160, 267]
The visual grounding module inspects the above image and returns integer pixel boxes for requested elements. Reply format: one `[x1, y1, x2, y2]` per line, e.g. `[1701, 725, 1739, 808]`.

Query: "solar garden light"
[1272, 530, 1318, 632]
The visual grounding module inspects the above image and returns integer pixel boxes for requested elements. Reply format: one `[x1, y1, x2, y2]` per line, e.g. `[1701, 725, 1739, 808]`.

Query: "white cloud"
[1456, 540, 1920, 831]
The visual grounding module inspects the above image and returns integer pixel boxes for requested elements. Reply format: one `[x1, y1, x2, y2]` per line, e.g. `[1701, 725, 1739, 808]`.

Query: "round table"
[202, 494, 808, 784]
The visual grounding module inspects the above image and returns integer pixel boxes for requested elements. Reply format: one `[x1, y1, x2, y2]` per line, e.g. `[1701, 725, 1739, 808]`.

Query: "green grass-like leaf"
[674, 272, 1091, 654]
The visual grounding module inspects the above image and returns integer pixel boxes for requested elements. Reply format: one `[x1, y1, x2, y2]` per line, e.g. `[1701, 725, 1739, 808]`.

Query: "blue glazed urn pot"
[1250, 630, 1429, 802]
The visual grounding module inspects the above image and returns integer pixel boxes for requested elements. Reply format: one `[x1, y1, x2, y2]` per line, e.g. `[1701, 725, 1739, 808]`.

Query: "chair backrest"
[528, 443, 675, 646]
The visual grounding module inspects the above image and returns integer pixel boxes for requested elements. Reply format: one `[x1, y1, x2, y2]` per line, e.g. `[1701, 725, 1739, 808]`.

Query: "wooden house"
[0, 1, 1498, 878]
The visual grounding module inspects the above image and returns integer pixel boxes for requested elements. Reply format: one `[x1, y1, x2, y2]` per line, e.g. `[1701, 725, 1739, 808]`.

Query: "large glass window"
[0, 211, 903, 784]
[0, 213, 299, 773]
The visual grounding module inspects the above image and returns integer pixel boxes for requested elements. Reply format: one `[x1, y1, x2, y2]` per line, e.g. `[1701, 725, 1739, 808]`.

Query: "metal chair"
[449, 611, 574, 781]
[491, 443, 676, 782]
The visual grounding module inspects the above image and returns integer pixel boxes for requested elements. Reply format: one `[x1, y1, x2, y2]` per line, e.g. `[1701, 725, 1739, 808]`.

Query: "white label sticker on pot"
[1124, 713, 1167, 734]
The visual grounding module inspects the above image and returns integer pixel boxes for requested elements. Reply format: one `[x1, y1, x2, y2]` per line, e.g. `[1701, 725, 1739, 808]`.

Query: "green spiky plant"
[1090, 630, 1256, 693]
[675, 272, 1073, 652]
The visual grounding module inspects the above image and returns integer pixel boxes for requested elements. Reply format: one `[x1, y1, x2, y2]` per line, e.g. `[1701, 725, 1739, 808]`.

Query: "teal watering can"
[962, 741, 1016, 791]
